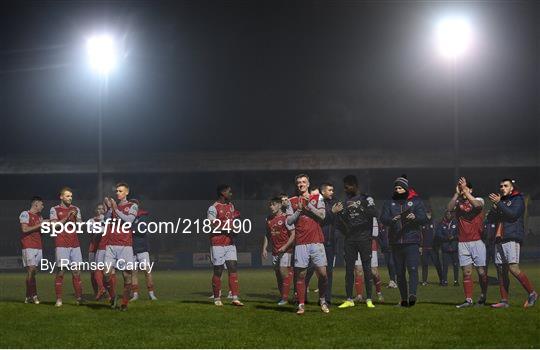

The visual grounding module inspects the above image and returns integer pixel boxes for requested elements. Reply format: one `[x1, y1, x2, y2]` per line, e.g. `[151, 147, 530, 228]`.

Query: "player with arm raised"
[447, 177, 488, 308]
[20, 196, 46, 304]
[209, 184, 243, 307]
[50, 187, 84, 307]
[262, 197, 295, 305]
[286, 173, 329, 315]
[103, 182, 138, 311]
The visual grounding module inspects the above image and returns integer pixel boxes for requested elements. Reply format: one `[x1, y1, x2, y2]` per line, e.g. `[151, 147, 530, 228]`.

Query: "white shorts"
[95, 249, 106, 264]
[55, 247, 83, 266]
[458, 240, 486, 267]
[22, 248, 42, 268]
[133, 252, 150, 267]
[294, 243, 327, 268]
[211, 245, 237, 266]
[495, 241, 520, 265]
[355, 251, 378, 268]
[104, 245, 134, 271]
[272, 252, 292, 268]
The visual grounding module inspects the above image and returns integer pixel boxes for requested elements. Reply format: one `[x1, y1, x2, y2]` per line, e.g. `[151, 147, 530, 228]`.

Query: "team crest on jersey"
[506, 201, 512, 206]
[451, 225, 456, 228]
[310, 199, 316, 205]
[407, 201, 413, 207]
[391, 202, 396, 206]
[278, 220, 283, 225]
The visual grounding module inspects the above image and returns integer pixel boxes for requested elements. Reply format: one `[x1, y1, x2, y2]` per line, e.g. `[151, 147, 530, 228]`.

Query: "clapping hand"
[489, 193, 501, 204]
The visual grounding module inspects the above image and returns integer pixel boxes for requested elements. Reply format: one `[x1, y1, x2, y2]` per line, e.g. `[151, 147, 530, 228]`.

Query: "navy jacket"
[377, 224, 390, 253]
[486, 191, 525, 243]
[380, 190, 428, 245]
[420, 221, 436, 249]
[435, 219, 458, 253]
[322, 198, 338, 249]
[132, 210, 150, 254]
[336, 193, 378, 243]
[483, 221, 497, 246]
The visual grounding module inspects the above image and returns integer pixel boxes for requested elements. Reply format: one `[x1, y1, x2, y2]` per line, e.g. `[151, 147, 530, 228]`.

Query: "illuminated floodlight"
[86, 34, 117, 75]
[435, 17, 472, 60]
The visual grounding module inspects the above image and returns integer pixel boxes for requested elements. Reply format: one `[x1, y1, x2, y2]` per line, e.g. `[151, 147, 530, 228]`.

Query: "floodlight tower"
[86, 34, 118, 200]
[435, 17, 472, 180]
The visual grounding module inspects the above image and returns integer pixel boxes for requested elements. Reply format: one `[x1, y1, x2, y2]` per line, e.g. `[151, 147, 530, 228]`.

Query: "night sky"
[0, 0, 538, 156]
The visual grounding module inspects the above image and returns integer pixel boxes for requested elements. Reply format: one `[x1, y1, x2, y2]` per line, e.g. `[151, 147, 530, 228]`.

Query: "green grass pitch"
[1, 264, 539, 348]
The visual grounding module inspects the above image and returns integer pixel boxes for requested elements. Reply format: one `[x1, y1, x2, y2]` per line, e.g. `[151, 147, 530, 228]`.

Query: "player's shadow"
[0, 299, 61, 306]
[191, 291, 214, 297]
[84, 302, 113, 309]
[180, 300, 218, 305]
[254, 304, 294, 313]
[245, 292, 277, 300]
[420, 301, 464, 306]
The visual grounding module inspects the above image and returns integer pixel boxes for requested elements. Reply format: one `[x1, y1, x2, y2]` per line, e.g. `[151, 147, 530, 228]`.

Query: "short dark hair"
[343, 175, 358, 186]
[31, 196, 43, 205]
[216, 184, 231, 198]
[116, 182, 129, 190]
[295, 173, 309, 183]
[59, 187, 73, 196]
[320, 182, 333, 191]
[500, 178, 517, 190]
[269, 196, 282, 205]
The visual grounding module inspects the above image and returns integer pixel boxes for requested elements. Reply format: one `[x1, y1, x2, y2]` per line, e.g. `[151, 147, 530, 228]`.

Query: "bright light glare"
[86, 35, 117, 75]
[435, 17, 472, 60]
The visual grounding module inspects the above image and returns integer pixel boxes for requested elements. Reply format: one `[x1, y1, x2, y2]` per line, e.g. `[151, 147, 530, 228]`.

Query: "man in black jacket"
[334, 175, 378, 309]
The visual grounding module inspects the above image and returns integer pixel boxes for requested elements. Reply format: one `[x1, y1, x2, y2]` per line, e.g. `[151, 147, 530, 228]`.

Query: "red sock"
[281, 272, 292, 300]
[228, 272, 239, 297]
[497, 267, 509, 301]
[132, 284, 139, 293]
[516, 272, 535, 294]
[122, 281, 132, 306]
[94, 270, 104, 291]
[55, 275, 64, 299]
[146, 279, 154, 292]
[72, 274, 83, 299]
[355, 275, 364, 296]
[106, 274, 117, 299]
[463, 275, 473, 300]
[30, 275, 37, 297]
[296, 276, 306, 304]
[212, 275, 221, 298]
[25, 277, 32, 298]
[90, 271, 98, 294]
[373, 274, 382, 294]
